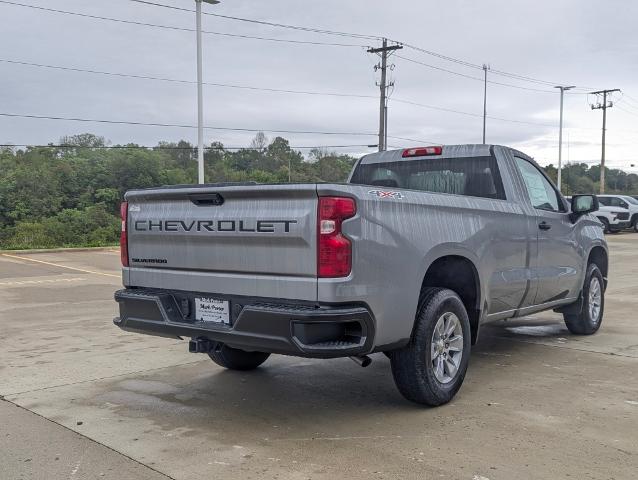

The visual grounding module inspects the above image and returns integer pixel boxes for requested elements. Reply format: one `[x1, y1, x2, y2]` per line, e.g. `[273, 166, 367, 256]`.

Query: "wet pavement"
[1, 238, 637, 480]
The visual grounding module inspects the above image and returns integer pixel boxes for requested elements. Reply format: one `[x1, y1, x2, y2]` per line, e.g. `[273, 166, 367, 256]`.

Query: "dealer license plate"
[195, 297, 230, 324]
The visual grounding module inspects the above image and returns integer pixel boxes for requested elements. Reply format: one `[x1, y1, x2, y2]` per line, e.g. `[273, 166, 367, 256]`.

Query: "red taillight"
[402, 146, 443, 158]
[120, 201, 129, 267]
[318, 196, 356, 278]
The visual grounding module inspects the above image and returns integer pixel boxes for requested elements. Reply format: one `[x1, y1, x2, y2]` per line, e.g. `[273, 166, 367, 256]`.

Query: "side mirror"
[620, 202, 628, 209]
[571, 195, 599, 219]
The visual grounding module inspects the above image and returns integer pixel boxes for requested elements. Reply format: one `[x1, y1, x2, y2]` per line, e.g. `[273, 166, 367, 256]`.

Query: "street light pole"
[554, 85, 575, 192]
[196, 0, 204, 184]
[482, 64, 489, 144]
[194, 0, 219, 185]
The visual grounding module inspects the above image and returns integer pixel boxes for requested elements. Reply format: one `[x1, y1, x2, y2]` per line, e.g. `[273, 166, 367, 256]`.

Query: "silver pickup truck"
[114, 144, 607, 406]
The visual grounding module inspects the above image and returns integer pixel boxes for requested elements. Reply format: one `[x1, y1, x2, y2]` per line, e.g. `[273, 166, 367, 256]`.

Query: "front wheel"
[564, 263, 605, 335]
[208, 343, 270, 371]
[389, 288, 471, 406]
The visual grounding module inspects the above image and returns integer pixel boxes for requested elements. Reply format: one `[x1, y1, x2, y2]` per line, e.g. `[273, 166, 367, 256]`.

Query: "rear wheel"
[564, 263, 604, 335]
[389, 288, 471, 406]
[208, 343, 270, 371]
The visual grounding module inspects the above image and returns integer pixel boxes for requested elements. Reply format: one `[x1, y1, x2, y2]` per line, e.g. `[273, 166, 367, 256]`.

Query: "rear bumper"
[113, 288, 375, 358]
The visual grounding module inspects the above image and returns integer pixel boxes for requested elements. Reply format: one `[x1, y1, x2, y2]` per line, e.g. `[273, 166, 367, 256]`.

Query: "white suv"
[566, 196, 629, 233]
[597, 195, 638, 232]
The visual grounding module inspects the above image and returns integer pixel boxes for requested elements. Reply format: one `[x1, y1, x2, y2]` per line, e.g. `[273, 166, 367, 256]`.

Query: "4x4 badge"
[368, 189, 404, 199]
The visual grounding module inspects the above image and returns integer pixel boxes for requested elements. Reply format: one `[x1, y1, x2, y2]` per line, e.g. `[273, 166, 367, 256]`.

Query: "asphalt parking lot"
[1, 237, 637, 480]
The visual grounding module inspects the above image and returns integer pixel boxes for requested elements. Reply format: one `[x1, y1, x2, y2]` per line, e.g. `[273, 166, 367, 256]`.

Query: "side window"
[610, 197, 628, 209]
[597, 197, 610, 207]
[514, 157, 562, 212]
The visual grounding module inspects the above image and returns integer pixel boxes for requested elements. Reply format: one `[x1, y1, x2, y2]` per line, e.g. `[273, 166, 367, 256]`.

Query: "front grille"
[617, 212, 630, 220]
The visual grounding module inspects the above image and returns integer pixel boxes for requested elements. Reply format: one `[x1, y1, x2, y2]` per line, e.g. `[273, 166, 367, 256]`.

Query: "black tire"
[564, 263, 605, 335]
[389, 288, 471, 406]
[208, 343, 270, 371]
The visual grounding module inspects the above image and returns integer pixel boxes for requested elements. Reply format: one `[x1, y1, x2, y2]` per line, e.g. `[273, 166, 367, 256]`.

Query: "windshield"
[624, 196, 638, 205]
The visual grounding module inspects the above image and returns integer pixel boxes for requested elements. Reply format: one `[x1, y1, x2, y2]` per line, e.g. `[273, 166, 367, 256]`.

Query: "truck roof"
[359, 144, 496, 165]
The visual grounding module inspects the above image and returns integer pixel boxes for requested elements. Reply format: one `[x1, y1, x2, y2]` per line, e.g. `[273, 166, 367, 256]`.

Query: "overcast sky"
[1, 0, 637, 171]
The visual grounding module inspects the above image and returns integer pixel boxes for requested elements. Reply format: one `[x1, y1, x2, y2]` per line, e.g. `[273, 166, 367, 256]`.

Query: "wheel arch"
[587, 245, 608, 288]
[419, 254, 482, 345]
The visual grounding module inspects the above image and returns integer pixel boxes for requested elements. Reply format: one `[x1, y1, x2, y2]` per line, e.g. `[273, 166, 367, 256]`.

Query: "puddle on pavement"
[505, 323, 566, 337]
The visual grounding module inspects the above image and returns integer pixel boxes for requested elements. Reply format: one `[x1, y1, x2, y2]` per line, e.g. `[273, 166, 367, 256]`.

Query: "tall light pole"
[195, 0, 219, 184]
[554, 85, 575, 192]
[482, 64, 489, 144]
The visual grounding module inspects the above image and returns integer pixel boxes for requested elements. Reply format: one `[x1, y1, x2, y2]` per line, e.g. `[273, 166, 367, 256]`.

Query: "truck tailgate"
[123, 184, 318, 300]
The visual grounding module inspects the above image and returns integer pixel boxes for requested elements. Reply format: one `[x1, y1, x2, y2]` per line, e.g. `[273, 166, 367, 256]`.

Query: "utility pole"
[590, 89, 620, 194]
[554, 85, 575, 192]
[482, 64, 489, 144]
[368, 39, 402, 151]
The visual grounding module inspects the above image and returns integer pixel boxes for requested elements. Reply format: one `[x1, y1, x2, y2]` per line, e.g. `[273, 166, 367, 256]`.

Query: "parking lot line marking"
[1, 253, 120, 278]
[0, 277, 85, 286]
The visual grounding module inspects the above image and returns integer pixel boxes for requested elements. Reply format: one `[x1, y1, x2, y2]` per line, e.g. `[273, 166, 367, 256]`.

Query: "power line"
[0, 59, 376, 98]
[616, 94, 638, 113]
[0, 111, 438, 146]
[0, 58, 620, 136]
[0, 143, 372, 151]
[2, 1, 599, 92]
[0, 0, 367, 47]
[620, 93, 638, 107]
[399, 42, 481, 70]
[617, 102, 638, 114]
[2, 57, 574, 130]
[385, 135, 441, 145]
[395, 55, 572, 94]
[388, 44, 596, 91]
[615, 105, 638, 117]
[126, 0, 599, 92]
[126, 0, 379, 40]
[0, 112, 378, 137]
[391, 98, 557, 127]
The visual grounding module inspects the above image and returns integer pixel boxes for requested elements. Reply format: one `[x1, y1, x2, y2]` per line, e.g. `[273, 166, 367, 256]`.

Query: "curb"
[0, 246, 119, 255]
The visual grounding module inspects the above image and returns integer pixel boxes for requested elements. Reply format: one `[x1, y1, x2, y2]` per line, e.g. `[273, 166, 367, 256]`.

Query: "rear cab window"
[349, 155, 506, 200]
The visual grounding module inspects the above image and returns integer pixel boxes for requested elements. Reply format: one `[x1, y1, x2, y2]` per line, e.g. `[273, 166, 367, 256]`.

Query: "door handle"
[538, 221, 552, 230]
